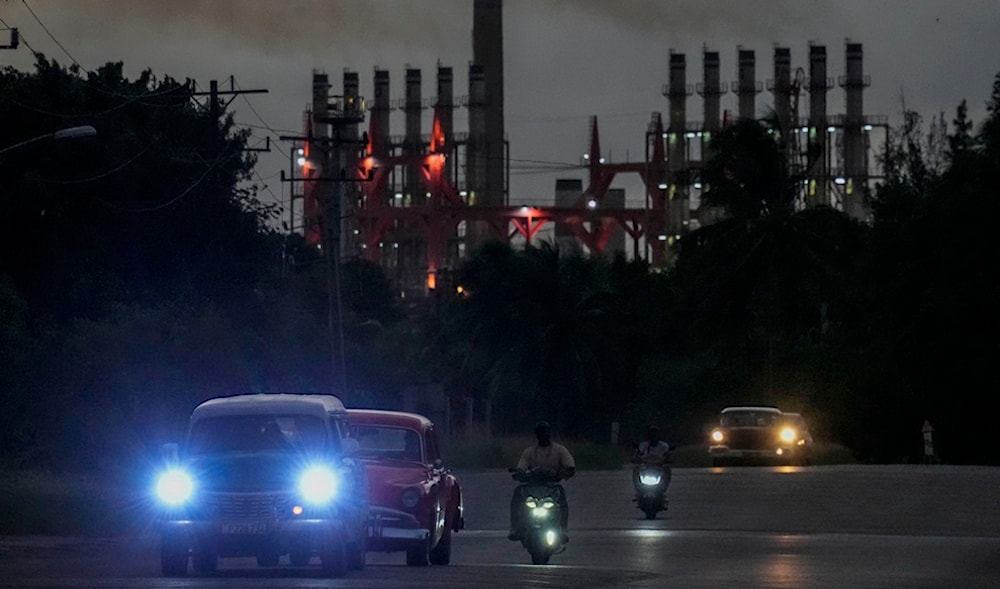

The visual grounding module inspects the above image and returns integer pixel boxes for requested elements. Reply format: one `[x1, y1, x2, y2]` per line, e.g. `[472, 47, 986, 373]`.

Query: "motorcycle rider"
[508, 421, 575, 541]
[632, 425, 672, 492]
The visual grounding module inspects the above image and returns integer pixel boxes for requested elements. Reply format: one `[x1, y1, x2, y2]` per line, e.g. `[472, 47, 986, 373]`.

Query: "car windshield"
[353, 425, 423, 463]
[721, 411, 780, 427]
[187, 415, 328, 455]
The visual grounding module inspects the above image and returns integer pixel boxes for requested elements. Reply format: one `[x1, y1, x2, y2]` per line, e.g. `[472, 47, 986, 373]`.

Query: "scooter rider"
[508, 421, 575, 541]
[632, 425, 672, 489]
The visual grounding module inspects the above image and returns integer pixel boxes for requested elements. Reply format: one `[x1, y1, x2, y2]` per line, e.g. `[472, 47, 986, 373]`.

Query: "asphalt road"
[1, 465, 998, 588]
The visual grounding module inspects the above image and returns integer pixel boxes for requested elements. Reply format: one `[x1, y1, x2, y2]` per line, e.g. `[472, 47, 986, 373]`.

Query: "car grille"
[200, 492, 291, 520]
[727, 429, 776, 449]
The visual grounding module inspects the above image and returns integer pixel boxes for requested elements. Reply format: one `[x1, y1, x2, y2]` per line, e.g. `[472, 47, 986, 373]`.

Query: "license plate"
[220, 521, 269, 535]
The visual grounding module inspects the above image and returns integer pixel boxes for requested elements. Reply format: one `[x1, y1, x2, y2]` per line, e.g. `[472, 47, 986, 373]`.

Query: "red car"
[347, 409, 463, 566]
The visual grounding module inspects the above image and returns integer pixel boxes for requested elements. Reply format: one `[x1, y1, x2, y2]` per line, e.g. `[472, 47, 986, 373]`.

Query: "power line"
[20, 0, 80, 68]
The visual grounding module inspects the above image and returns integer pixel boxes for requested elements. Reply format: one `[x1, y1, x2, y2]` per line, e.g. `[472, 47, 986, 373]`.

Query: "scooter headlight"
[639, 473, 662, 486]
[524, 497, 537, 509]
[299, 466, 339, 504]
[155, 469, 194, 506]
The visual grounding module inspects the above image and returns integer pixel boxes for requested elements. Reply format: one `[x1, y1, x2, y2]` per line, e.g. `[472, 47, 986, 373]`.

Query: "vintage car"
[153, 394, 369, 578]
[708, 406, 812, 466]
[347, 409, 463, 566]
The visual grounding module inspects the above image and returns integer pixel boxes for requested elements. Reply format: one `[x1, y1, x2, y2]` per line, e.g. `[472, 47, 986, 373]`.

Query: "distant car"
[708, 406, 811, 466]
[347, 409, 463, 566]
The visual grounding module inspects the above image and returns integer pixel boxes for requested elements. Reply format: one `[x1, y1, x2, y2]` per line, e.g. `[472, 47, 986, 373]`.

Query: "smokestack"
[735, 48, 760, 120]
[771, 47, 792, 137]
[806, 44, 830, 208]
[472, 0, 505, 207]
[841, 42, 869, 220]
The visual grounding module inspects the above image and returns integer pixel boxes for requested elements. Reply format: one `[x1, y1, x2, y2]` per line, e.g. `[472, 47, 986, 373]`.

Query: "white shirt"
[638, 440, 670, 460]
[517, 442, 575, 473]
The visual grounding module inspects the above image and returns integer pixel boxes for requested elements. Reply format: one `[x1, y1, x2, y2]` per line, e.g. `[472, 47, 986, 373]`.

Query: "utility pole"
[280, 73, 367, 398]
[190, 77, 270, 154]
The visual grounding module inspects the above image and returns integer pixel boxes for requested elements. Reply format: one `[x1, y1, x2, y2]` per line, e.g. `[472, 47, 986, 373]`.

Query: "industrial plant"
[285, 0, 887, 298]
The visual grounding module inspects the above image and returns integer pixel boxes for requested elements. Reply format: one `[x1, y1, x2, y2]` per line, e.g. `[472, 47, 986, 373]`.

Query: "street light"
[0, 125, 97, 155]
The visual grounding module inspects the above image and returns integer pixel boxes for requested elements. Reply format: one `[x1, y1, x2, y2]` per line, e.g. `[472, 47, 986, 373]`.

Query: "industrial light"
[835, 177, 847, 185]
[827, 126, 836, 133]
[586, 198, 598, 209]
[657, 234, 667, 241]
[863, 124, 873, 131]
[598, 157, 606, 164]
[658, 182, 668, 190]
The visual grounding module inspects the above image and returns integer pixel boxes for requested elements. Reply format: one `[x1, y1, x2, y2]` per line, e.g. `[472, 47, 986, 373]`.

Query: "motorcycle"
[508, 468, 568, 565]
[633, 457, 670, 520]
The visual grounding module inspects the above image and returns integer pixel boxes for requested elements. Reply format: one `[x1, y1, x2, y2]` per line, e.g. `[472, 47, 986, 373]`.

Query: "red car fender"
[443, 474, 464, 531]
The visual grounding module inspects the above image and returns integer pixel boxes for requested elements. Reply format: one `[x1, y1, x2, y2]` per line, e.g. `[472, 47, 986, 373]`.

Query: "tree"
[0, 56, 302, 472]
[437, 241, 638, 437]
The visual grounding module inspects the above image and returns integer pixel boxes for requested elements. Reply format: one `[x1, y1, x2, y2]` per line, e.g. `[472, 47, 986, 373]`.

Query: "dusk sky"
[3, 0, 999, 217]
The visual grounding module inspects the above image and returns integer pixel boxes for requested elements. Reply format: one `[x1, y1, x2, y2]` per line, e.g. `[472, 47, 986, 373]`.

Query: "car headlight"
[155, 469, 194, 506]
[401, 488, 422, 509]
[779, 427, 797, 444]
[639, 473, 662, 485]
[711, 429, 724, 443]
[299, 466, 339, 504]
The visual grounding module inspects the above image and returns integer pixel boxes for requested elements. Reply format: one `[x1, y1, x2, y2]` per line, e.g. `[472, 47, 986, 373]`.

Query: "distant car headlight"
[779, 427, 797, 444]
[299, 466, 339, 504]
[401, 488, 422, 509]
[711, 430, 724, 443]
[155, 469, 194, 506]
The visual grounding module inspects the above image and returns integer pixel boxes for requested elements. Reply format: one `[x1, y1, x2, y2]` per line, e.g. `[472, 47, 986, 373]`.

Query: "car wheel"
[429, 530, 451, 565]
[320, 538, 348, 577]
[191, 544, 217, 574]
[347, 533, 366, 571]
[405, 534, 431, 567]
[160, 536, 189, 577]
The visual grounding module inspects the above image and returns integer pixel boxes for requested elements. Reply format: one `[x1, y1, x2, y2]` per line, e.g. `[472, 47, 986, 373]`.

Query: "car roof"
[347, 408, 434, 429]
[191, 394, 347, 421]
[721, 406, 782, 414]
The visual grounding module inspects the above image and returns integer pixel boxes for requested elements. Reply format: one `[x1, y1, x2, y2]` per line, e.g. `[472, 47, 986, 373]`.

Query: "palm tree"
[672, 118, 868, 395]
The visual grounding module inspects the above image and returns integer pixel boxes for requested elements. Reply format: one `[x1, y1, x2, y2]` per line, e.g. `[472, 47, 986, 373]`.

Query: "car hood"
[363, 461, 430, 486]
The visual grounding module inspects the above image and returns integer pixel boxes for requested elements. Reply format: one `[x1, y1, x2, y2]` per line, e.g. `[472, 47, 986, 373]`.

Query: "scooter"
[509, 468, 568, 565]
[632, 454, 671, 519]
